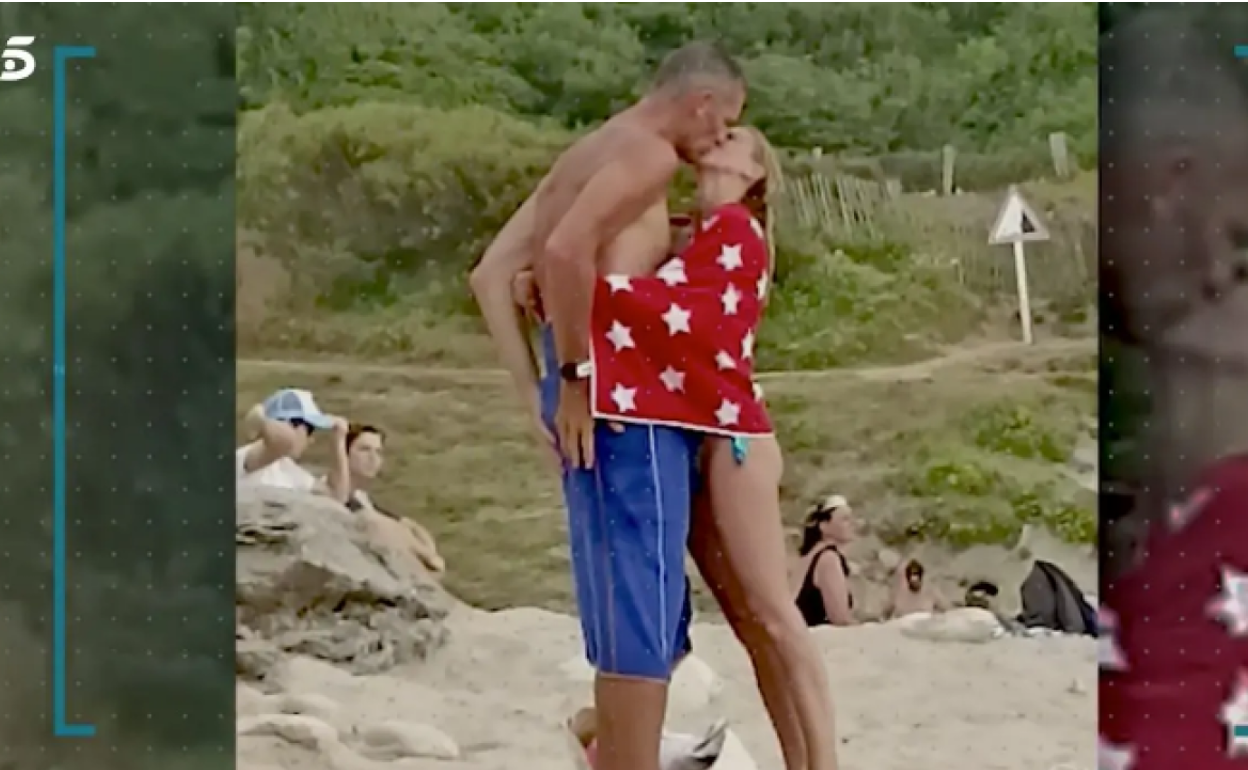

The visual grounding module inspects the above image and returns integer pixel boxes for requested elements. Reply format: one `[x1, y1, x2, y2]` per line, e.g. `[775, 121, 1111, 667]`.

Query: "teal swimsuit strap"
[730, 436, 750, 465]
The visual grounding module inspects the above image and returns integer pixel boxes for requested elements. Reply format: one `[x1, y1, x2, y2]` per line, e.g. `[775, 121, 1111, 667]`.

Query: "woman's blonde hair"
[739, 126, 783, 283]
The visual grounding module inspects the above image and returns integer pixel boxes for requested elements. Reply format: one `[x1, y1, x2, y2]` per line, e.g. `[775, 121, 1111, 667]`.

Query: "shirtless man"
[884, 559, 948, 620]
[1099, 9, 1248, 768]
[469, 42, 746, 770]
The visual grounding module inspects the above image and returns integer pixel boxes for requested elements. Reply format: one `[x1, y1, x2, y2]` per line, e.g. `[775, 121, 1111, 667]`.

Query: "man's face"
[287, 420, 312, 459]
[905, 566, 923, 592]
[1104, 115, 1248, 358]
[348, 432, 385, 480]
[677, 83, 745, 162]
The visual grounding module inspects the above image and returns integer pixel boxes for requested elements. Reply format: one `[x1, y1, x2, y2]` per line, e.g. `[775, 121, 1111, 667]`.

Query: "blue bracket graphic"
[52, 44, 97, 739]
[1236, 45, 1248, 58]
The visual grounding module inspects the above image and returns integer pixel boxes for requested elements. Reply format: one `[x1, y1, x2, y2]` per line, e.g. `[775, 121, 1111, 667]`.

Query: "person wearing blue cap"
[237, 387, 347, 491]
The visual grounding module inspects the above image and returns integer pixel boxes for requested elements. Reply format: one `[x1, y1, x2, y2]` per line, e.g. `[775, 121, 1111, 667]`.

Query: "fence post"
[1049, 132, 1071, 178]
[940, 144, 957, 196]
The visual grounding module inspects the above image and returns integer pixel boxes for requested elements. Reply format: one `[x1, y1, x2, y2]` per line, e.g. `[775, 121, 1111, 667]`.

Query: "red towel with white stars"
[1099, 454, 1248, 770]
[589, 202, 772, 437]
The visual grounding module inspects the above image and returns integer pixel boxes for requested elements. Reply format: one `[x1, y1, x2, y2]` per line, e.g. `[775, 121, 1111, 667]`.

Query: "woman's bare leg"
[704, 437, 840, 770]
[689, 492, 807, 770]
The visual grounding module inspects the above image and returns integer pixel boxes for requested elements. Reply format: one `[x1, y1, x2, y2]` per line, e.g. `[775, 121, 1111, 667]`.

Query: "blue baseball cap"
[262, 388, 335, 430]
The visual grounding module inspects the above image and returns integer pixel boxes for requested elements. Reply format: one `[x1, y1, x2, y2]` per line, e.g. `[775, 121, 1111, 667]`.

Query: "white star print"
[1169, 486, 1213, 531]
[606, 321, 635, 352]
[611, 384, 637, 413]
[715, 351, 736, 371]
[659, 367, 686, 392]
[752, 382, 765, 402]
[756, 272, 769, 300]
[741, 330, 755, 360]
[1098, 738, 1135, 770]
[1098, 606, 1128, 671]
[701, 215, 719, 232]
[715, 399, 740, 427]
[657, 258, 688, 287]
[1210, 566, 1248, 636]
[716, 243, 744, 272]
[749, 217, 765, 240]
[1220, 673, 1248, 757]
[605, 274, 632, 293]
[661, 303, 692, 336]
[722, 284, 742, 316]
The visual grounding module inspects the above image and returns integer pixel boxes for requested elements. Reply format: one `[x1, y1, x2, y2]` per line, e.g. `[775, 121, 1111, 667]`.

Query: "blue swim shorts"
[540, 326, 699, 680]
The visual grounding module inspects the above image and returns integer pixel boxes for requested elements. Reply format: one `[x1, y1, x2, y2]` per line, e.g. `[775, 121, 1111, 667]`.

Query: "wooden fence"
[780, 170, 1093, 306]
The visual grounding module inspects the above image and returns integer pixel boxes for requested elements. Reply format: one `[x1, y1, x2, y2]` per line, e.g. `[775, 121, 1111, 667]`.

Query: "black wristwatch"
[559, 361, 592, 382]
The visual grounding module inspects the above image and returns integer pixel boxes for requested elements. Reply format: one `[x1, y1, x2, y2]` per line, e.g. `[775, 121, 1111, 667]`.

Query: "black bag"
[1018, 560, 1097, 636]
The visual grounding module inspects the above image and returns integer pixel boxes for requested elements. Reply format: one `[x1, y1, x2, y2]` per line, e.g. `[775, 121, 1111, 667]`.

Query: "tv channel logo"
[0, 36, 35, 82]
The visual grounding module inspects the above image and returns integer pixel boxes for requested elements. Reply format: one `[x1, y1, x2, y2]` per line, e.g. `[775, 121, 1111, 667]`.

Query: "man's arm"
[469, 196, 544, 412]
[814, 558, 855, 626]
[323, 418, 351, 504]
[538, 137, 678, 365]
[239, 402, 301, 475]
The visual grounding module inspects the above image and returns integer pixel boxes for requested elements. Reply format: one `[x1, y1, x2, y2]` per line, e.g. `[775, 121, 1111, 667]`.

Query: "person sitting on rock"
[319, 422, 446, 577]
[237, 388, 346, 492]
[883, 559, 949, 620]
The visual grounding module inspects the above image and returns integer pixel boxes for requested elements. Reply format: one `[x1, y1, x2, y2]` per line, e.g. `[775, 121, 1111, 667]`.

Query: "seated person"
[320, 422, 446, 577]
[237, 388, 344, 490]
[884, 559, 950, 619]
[793, 496, 857, 627]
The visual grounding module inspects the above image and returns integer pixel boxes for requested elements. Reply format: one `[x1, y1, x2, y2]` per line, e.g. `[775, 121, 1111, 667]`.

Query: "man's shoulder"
[581, 120, 679, 171]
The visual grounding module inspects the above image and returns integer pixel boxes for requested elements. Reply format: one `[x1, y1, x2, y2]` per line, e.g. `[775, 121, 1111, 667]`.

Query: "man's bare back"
[531, 116, 675, 278]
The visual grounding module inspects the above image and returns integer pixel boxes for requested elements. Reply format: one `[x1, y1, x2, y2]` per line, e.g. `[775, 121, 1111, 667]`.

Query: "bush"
[759, 228, 983, 370]
[884, 405, 1096, 548]
[961, 401, 1073, 462]
[238, 102, 572, 308]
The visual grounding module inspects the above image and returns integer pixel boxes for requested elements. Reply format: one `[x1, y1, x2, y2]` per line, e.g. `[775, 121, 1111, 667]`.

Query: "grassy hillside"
[237, 343, 1094, 611]
[235, 3, 1097, 370]
[234, 4, 1098, 585]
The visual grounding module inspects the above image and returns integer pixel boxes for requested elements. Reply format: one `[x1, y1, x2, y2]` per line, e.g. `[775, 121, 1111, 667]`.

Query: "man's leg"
[562, 422, 699, 770]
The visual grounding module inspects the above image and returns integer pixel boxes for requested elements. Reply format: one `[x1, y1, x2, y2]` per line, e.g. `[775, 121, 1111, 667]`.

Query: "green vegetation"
[233, 4, 1099, 567]
[887, 393, 1095, 548]
[236, 3, 1097, 370]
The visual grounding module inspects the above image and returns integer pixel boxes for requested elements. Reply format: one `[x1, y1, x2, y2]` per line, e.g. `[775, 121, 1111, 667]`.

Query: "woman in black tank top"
[794, 496, 856, 627]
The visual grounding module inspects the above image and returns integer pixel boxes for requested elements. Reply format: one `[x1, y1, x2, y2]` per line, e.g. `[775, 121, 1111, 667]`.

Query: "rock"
[876, 547, 902, 572]
[897, 608, 1002, 644]
[237, 625, 284, 684]
[238, 714, 340, 751]
[237, 682, 268, 717]
[274, 692, 341, 723]
[558, 655, 595, 684]
[236, 486, 452, 674]
[356, 720, 460, 761]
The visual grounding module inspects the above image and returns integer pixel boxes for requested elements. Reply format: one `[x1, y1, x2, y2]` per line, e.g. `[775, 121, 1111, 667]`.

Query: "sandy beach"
[238, 603, 1095, 770]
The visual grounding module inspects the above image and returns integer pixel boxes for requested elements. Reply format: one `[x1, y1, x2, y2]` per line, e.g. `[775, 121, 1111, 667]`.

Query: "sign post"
[988, 185, 1051, 345]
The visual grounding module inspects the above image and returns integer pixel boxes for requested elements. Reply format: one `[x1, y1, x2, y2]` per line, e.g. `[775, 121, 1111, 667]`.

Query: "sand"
[238, 604, 1096, 770]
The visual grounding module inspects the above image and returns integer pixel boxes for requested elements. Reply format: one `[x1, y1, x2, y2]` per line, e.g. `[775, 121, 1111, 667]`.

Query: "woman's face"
[696, 127, 763, 185]
[822, 507, 856, 543]
[348, 431, 384, 480]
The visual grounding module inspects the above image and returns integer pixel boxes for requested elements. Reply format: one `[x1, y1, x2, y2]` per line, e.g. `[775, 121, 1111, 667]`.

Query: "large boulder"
[236, 486, 452, 676]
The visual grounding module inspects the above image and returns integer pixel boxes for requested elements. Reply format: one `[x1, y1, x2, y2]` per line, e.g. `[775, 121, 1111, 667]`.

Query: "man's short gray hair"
[652, 41, 744, 94]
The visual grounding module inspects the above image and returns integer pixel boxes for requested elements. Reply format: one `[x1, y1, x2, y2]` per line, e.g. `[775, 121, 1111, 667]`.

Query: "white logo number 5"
[0, 36, 36, 82]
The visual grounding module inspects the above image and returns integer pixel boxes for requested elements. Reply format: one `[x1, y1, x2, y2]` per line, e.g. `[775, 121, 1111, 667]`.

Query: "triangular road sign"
[988, 185, 1050, 245]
